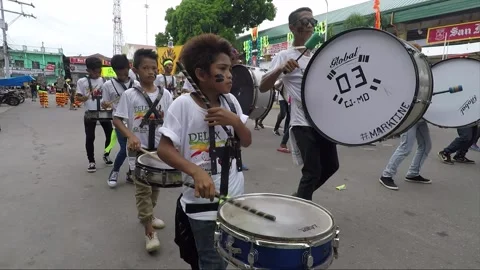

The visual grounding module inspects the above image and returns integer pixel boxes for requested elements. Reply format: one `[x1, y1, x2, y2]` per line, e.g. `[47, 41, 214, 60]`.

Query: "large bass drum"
[231, 65, 275, 120]
[302, 28, 433, 146]
[423, 58, 480, 128]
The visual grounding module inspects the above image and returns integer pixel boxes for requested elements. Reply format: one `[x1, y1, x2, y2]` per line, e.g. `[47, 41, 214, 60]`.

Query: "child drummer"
[113, 49, 173, 253]
[157, 34, 251, 270]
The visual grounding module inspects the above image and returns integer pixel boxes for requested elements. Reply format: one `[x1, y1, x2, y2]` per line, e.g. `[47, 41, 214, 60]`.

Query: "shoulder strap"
[111, 79, 121, 96]
[133, 86, 163, 120]
[163, 74, 167, 88]
[221, 94, 237, 115]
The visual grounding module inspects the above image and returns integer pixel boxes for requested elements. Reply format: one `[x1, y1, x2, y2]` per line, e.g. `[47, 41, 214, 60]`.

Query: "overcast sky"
[3, 0, 368, 57]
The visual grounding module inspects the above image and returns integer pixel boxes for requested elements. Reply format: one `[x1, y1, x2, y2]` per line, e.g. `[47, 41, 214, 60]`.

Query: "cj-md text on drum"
[302, 28, 433, 146]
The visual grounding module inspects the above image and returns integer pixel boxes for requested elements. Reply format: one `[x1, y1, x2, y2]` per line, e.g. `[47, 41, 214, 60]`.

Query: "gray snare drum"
[134, 152, 182, 188]
[215, 193, 340, 269]
[85, 110, 113, 121]
[302, 28, 433, 146]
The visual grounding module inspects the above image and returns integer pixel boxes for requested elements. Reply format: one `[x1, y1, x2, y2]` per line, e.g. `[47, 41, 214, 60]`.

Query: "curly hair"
[133, 48, 158, 69]
[179, 33, 233, 86]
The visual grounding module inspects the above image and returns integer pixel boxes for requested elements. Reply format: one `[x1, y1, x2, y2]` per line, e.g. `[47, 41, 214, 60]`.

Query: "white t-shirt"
[182, 80, 195, 92]
[102, 79, 140, 111]
[76, 77, 106, 111]
[159, 94, 249, 221]
[267, 49, 311, 127]
[114, 87, 173, 149]
[154, 74, 176, 90]
[128, 69, 138, 80]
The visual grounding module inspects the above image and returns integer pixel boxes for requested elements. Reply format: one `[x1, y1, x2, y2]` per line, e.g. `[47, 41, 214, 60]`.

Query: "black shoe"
[405, 175, 432, 184]
[453, 156, 475, 164]
[273, 130, 281, 136]
[259, 123, 265, 129]
[438, 151, 454, 165]
[126, 171, 134, 184]
[103, 155, 113, 166]
[379, 176, 398, 190]
[87, 162, 96, 173]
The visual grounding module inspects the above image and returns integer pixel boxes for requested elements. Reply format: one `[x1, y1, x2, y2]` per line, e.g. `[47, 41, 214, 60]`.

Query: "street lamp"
[324, 0, 329, 42]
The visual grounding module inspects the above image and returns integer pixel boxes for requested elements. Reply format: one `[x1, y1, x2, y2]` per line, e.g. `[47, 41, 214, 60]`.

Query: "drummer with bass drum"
[260, 7, 339, 201]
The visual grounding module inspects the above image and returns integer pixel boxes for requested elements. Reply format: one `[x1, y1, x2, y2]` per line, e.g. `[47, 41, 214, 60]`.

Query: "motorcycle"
[16, 90, 26, 103]
[0, 90, 21, 106]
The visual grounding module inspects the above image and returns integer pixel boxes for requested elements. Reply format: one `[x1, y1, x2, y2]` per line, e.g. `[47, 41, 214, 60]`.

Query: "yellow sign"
[157, 45, 183, 74]
[102, 67, 116, 78]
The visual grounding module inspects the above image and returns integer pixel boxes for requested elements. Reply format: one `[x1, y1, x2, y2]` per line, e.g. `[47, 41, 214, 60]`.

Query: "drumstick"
[183, 182, 276, 222]
[137, 148, 276, 221]
[432, 85, 463, 96]
[283, 32, 322, 74]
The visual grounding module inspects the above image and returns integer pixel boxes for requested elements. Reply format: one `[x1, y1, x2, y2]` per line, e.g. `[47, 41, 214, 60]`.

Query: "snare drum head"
[423, 58, 480, 128]
[218, 194, 334, 241]
[231, 65, 255, 115]
[302, 28, 419, 145]
[137, 153, 174, 170]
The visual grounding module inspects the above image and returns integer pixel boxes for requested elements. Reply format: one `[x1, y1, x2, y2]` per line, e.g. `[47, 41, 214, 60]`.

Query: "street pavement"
[0, 95, 479, 269]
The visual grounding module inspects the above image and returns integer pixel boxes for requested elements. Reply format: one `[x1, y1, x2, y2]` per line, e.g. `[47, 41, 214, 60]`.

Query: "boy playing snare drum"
[113, 49, 173, 253]
[157, 34, 251, 270]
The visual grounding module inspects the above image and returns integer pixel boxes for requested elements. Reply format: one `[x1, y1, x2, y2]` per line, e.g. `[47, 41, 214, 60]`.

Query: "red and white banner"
[265, 41, 288, 55]
[427, 21, 480, 45]
[45, 64, 55, 71]
[69, 57, 86, 64]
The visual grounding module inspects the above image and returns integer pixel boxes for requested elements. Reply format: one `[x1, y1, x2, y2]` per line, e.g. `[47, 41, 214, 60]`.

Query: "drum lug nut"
[247, 249, 258, 265]
[225, 235, 242, 255]
[214, 231, 222, 242]
[303, 249, 314, 268]
[333, 227, 340, 259]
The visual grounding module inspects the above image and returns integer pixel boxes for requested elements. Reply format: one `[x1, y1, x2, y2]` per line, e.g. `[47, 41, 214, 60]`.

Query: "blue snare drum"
[215, 194, 340, 269]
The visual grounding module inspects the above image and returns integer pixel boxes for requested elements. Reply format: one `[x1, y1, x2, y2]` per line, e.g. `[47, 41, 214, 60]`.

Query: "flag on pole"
[374, 0, 381, 29]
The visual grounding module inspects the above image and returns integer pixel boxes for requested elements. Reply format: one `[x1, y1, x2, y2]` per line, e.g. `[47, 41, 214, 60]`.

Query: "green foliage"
[164, 0, 276, 45]
[343, 13, 370, 30]
[155, 32, 170, 47]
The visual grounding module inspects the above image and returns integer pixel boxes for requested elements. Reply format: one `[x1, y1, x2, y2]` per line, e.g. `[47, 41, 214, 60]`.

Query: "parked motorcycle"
[0, 90, 21, 106]
[16, 90, 26, 103]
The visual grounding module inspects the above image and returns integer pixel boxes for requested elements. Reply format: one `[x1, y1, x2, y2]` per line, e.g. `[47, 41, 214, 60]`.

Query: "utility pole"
[0, 0, 35, 78]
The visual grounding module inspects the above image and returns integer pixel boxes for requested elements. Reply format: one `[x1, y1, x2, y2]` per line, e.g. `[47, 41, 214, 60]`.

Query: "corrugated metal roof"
[242, 0, 440, 40]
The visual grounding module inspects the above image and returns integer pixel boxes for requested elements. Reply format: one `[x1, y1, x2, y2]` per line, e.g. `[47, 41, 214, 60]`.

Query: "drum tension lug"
[333, 226, 340, 259]
[247, 242, 258, 266]
[225, 235, 242, 256]
[303, 246, 314, 269]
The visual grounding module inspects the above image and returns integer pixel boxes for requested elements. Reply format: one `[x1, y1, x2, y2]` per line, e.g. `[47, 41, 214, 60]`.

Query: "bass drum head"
[231, 65, 255, 115]
[249, 68, 274, 120]
[423, 58, 480, 128]
[302, 28, 419, 146]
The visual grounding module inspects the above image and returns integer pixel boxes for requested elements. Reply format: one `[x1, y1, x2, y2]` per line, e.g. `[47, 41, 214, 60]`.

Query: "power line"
[0, 0, 35, 78]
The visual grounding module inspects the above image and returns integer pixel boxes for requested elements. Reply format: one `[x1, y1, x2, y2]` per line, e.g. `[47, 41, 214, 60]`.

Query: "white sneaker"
[145, 232, 160, 252]
[87, 163, 96, 173]
[108, 171, 119, 188]
[152, 217, 166, 229]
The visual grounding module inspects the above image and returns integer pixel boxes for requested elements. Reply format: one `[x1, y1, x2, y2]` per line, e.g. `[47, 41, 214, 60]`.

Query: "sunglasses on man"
[294, 18, 318, 27]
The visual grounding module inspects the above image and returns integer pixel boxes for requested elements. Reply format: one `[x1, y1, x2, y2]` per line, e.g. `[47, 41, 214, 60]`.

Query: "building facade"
[65, 53, 112, 83]
[1, 45, 64, 85]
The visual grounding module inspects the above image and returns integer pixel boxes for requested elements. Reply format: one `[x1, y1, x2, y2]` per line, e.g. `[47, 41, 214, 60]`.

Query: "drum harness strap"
[134, 86, 164, 151]
[87, 76, 106, 111]
[185, 94, 243, 214]
[163, 74, 175, 93]
[111, 78, 133, 97]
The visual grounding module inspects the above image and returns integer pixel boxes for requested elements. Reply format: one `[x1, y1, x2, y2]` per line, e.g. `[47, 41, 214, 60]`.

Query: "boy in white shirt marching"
[76, 57, 113, 172]
[101, 54, 140, 188]
[157, 34, 251, 270]
[113, 49, 173, 252]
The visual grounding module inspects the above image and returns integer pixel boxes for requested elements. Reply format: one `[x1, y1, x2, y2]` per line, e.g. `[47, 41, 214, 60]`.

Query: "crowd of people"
[16, 6, 478, 270]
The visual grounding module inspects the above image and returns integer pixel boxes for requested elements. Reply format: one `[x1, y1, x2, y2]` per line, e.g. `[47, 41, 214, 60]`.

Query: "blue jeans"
[444, 126, 478, 157]
[113, 129, 127, 172]
[188, 218, 227, 270]
[382, 121, 431, 178]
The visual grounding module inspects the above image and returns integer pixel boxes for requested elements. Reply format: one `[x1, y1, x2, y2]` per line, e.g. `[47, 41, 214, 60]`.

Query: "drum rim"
[231, 65, 258, 115]
[217, 193, 336, 244]
[422, 57, 480, 128]
[136, 154, 179, 172]
[301, 27, 421, 146]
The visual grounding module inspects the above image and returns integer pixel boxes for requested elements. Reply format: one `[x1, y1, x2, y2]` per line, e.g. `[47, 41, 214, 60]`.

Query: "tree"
[165, 0, 276, 45]
[343, 13, 370, 30]
[155, 32, 170, 47]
